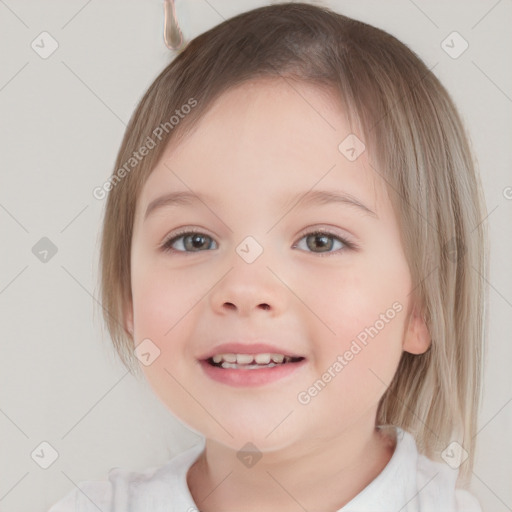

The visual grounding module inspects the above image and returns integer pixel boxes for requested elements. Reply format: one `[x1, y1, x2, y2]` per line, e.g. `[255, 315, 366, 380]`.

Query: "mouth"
[205, 353, 306, 370]
[198, 342, 307, 386]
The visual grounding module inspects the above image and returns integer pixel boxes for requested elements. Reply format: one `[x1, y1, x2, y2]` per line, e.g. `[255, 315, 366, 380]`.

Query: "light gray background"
[1, 1, 511, 511]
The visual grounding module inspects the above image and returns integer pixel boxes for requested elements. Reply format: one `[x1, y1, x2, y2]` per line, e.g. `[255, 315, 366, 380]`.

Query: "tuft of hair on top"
[97, 1, 489, 484]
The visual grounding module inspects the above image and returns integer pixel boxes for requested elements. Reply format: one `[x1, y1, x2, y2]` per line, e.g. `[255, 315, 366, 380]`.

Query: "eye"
[160, 228, 357, 255]
[292, 230, 355, 256]
[161, 229, 217, 253]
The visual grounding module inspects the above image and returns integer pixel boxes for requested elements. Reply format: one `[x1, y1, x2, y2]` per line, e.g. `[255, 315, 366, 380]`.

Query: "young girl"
[49, 2, 488, 511]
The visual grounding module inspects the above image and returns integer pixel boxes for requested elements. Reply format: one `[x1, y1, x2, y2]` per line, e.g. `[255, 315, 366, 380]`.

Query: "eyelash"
[160, 227, 358, 257]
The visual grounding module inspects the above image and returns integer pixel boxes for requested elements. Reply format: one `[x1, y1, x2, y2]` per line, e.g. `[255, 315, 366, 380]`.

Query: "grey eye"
[164, 232, 217, 252]
[294, 231, 347, 254]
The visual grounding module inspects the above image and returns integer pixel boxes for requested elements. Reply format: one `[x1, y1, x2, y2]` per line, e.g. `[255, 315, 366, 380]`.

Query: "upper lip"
[199, 342, 305, 361]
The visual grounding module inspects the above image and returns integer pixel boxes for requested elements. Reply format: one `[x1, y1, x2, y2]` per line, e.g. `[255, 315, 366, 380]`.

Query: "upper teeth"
[212, 353, 288, 365]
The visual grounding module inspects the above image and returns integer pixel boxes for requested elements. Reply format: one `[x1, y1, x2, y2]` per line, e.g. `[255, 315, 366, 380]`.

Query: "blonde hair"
[97, 2, 489, 483]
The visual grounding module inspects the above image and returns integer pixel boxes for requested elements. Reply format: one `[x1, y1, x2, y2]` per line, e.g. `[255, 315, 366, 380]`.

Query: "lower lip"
[199, 359, 307, 387]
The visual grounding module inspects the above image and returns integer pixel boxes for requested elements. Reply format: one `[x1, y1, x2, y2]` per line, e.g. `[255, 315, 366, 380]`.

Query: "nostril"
[222, 302, 270, 311]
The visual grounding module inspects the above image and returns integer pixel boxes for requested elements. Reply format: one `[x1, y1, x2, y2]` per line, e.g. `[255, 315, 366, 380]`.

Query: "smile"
[200, 354, 307, 387]
[208, 353, 304, 369]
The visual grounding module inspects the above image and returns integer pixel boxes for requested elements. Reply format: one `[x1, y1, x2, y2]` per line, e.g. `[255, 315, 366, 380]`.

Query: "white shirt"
[47, 428, 482, 511]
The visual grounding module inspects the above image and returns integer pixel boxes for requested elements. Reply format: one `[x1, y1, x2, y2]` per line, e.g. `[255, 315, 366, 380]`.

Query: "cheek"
[301, 267, 407, 418]
[302, 253, 410, 369]
[132, 261, 204, 334]
[130, 267, 201, 375]
[131, 269, 200, 410]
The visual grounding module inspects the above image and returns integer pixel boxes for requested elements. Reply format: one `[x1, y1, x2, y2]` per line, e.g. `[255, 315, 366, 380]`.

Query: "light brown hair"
[96, 2, 489, 483]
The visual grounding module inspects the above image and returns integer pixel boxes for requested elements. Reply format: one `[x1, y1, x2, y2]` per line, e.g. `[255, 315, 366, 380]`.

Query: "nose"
[209, 255, 288, 318]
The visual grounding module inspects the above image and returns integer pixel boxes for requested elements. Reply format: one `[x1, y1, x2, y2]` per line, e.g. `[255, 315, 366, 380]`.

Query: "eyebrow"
[286, 189, 378, 219]
[143, 189, 378, 222]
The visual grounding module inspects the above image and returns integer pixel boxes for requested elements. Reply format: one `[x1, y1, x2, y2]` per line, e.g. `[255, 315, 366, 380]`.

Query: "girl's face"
[126, 78, 429, 451]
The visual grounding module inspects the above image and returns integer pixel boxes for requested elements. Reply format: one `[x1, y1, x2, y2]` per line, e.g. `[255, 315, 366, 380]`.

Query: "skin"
[125, 77, 431, 512]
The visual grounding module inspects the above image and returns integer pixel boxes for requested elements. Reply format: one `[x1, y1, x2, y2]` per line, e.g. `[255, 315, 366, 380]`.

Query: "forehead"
[136, 77, 387, 221]
[167, 76, 349, 154]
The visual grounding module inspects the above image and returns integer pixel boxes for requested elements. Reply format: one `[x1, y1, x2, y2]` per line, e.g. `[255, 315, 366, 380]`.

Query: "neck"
[187, 420, 396, 512]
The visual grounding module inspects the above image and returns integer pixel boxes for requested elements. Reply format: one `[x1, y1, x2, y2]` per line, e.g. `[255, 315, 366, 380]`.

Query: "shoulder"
[415, 452, 482, 511]
[346, 426, 483, 512]
[46, 478, 112, 512]
[47, 442, 205, 512]
[401, 429, 483, 512]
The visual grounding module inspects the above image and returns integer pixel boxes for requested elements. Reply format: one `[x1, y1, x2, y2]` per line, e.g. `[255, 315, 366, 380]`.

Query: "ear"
[124, 299, 134, 338]
[402, 301, 431, 355]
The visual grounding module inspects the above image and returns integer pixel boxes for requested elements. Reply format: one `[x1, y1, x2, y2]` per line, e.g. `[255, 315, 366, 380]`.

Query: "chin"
[200, 421, 301, 454]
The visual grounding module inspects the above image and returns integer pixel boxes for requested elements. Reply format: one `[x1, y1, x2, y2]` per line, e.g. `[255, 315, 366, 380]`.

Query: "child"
[49, 2, 488, 511]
